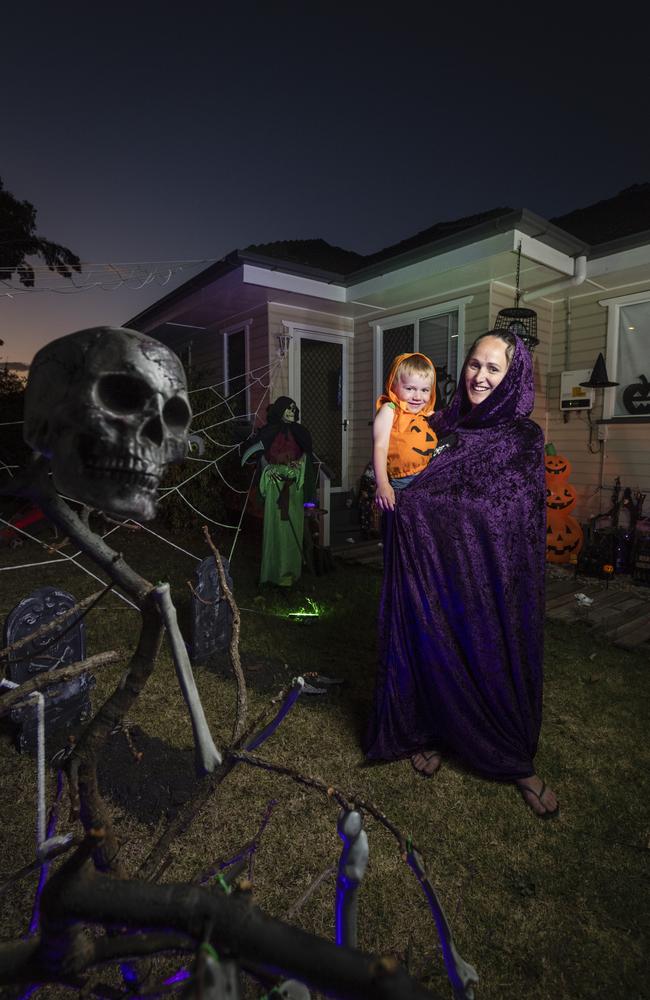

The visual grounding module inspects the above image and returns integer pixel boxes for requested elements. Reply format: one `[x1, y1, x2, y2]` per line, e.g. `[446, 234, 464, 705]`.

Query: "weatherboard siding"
[546, 284, 650, 521]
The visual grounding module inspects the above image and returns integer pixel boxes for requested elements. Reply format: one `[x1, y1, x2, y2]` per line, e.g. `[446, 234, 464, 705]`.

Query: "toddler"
[373, 353, 437, 511]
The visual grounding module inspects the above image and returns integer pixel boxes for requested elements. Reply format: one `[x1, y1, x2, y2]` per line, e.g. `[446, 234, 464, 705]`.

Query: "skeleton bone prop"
[335, 809, 369, 949]
[21, 326, 221, 774]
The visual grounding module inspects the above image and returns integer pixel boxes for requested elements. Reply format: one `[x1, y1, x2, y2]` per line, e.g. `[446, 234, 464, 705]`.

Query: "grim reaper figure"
[242, 397, 317, 587]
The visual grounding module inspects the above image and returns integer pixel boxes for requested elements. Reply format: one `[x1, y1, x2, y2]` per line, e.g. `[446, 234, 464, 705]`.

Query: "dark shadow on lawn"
[97, 725, 200, 826]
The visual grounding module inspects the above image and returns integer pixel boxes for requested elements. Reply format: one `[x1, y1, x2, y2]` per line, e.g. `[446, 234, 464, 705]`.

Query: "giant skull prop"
[24, 326, 191, 520]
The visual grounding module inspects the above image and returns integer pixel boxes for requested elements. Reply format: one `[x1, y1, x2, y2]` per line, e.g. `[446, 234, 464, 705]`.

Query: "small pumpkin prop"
[544, 443, 572, 484]
[622, 374, 650, 415]
[546, 483, 577, 512]
[546, 510, 584, 563]
[545, 443, 583, 564]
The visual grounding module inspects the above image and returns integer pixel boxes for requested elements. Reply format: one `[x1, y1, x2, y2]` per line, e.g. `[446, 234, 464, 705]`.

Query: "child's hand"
[375, 484, 396, 511]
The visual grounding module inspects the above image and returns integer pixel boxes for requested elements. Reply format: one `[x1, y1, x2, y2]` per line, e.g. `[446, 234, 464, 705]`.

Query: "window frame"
[222, 319, 252, 417]
[599, 290, 650, 421]
[370, 296, 473, 408]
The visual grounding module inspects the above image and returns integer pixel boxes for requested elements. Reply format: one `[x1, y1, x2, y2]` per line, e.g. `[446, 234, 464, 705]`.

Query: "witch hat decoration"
[579, 353, 619, 388]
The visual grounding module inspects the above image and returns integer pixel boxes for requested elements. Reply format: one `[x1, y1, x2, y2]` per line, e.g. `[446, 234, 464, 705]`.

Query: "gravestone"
[190, 556, 233, 665]
[2, 586, 94, 752]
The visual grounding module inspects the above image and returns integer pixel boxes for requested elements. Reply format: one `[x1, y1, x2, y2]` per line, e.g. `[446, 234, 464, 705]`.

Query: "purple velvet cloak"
[365, 337, 546, 781]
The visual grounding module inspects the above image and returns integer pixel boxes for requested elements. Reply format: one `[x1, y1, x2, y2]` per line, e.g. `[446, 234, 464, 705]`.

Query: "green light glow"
[286, 597, 324, 620]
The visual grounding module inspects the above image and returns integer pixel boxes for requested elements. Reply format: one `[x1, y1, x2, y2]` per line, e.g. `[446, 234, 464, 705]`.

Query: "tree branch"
[0, 854, 445, 999]
[0, 652, 120, 717]
[202, 526, 246, 743]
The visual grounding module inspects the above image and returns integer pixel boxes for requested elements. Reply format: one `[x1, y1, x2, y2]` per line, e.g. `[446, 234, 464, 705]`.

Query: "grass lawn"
[0, 515, 648, 999]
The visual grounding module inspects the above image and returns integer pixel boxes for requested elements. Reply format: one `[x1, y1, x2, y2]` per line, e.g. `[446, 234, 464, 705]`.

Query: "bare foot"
[516, 776, 559, 819]
[411, 750, 442, 778]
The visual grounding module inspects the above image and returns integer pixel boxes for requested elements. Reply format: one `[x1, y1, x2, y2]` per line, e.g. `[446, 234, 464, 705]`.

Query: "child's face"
[393, 371, 433, 413]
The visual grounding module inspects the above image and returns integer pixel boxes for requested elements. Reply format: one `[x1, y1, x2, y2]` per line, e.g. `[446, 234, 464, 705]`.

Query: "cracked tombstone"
[190, 555, 233, 666]
[2, 586, 93, 752]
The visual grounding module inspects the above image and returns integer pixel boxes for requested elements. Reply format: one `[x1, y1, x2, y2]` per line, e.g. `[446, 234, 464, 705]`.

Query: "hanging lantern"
[494, 307, 539, 353]
[494, 242, 540, 353]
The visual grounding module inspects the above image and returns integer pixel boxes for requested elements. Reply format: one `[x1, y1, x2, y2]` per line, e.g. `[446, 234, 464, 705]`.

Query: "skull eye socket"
[97, 374, 151, 413]
[163, 395, 191, 431]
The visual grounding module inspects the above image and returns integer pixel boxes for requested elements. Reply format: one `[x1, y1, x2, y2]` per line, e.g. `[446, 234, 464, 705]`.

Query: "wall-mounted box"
[560, 370, 595, 411]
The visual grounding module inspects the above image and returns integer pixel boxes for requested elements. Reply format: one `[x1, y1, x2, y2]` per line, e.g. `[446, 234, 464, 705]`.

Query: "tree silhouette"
[0, 176, 81, 286]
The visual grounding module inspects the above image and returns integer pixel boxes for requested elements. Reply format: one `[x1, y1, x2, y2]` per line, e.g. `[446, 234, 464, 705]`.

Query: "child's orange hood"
[376, 352, 436, 416]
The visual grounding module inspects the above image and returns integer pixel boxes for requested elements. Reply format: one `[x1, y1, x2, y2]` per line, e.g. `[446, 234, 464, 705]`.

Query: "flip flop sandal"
[410, 750, 442, 779]
[517, 780, 560, 820]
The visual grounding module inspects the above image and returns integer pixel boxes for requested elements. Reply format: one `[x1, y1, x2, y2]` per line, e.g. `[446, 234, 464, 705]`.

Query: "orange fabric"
[376, 353, 438, 479]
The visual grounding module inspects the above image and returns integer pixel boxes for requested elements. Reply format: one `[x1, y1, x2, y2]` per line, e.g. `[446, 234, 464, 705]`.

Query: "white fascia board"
[587, 242, 650, 278]
[513, 231, 576, 274]
[347, 230, 576, 302]
[242, 263, 346, 302]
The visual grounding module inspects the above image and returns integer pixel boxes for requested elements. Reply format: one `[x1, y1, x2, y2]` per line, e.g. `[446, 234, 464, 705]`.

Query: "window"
[223, 325, 249, 417]
[601, 292, 650, 419]
[373, 298, 471, 410]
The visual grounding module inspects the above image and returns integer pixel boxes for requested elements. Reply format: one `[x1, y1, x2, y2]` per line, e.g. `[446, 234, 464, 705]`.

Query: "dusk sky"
[2, 2, 648, 364]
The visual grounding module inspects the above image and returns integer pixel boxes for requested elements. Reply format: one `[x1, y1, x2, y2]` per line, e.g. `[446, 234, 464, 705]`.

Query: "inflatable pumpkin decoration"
[545, 443, 583, 564]
[546, 482, 578, 512]
[544, 448, 572, 482]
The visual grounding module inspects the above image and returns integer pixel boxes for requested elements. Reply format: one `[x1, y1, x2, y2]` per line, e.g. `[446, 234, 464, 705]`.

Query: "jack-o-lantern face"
[544, 453, 572, 482]
[546, 483, 577, 512]
[546, 511, 584, 564]
[409, 423, 438, 458]
[622, 374, 650, 415]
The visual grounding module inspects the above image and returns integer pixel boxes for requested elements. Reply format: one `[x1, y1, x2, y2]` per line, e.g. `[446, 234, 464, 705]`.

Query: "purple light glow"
[245, 681, 304, 751]
[27, 772, 63, 937]
[164, 968, 191, 985]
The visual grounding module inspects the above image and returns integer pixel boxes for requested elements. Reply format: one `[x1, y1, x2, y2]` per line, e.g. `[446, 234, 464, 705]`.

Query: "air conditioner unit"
[560, 370, 595, 411]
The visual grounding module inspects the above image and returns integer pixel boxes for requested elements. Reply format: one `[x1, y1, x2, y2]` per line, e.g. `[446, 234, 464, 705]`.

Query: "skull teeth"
[83, 459, 160, 491]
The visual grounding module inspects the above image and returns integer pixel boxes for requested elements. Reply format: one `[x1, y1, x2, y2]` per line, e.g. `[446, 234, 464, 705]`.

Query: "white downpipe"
[520, 255, 588, 302]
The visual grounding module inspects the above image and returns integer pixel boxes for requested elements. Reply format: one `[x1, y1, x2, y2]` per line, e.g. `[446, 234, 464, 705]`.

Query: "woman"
[365, 332, 559, 819]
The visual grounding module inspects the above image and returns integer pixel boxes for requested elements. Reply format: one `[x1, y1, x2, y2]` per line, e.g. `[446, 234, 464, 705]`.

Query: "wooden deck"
[545, 576, 650, 650]
[333, 543, 650, 651]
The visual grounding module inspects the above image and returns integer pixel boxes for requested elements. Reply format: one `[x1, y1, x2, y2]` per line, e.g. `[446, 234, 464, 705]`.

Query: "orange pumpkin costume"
[376, 353, 438, 481]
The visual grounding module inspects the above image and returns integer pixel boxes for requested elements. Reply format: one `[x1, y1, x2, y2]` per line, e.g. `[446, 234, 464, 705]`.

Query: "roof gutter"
[520, 254, 587, 302]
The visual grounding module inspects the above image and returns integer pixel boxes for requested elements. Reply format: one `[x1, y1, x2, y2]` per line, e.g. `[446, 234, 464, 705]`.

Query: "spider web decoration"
[155, 357, 283, 555]
[0, 351, 284, 572]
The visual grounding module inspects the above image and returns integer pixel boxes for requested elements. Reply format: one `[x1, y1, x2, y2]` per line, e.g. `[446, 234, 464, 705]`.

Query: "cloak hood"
[376, 353, 437, 416]
[435, 334, 534, 432]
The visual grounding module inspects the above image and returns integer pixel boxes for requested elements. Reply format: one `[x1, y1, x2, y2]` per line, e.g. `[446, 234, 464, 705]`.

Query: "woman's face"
[464, 336, 509, 408]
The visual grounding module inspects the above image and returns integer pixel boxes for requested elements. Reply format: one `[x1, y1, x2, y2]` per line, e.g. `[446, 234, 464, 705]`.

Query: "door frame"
[284, 321, 352, 493]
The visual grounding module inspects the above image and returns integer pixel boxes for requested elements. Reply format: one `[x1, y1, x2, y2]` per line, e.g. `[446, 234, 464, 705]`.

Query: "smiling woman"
[366, 332, 560, 820]
[464, 333, 514, 407]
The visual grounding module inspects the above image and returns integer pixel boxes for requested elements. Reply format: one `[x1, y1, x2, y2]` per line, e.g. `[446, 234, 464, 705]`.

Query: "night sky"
[2, 1, 647, 364]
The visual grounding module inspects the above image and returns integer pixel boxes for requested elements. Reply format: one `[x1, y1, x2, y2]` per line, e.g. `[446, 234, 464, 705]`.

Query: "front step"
[332, 538, 384, 567]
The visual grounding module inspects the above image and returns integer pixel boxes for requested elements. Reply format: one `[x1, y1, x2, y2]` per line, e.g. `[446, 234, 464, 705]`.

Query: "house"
[127, 184, 650, 528]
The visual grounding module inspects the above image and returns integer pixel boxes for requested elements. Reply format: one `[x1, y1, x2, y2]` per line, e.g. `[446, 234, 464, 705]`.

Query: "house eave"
[343, 209, 587, 286]
[125, 252, 243, 328]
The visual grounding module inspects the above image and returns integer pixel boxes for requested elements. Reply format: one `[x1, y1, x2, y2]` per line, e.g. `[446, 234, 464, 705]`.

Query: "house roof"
[127, 183, 650, 328]
[242, 238, 365, 277]
[551, 184, 650, 250]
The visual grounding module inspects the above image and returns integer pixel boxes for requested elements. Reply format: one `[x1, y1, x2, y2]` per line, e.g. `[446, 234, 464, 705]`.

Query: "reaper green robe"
[258, 456, 306, 586]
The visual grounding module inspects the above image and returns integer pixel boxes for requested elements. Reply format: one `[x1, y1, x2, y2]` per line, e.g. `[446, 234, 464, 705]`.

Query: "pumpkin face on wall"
[544, 453, 572, 482]
[546, 510, 584, 563]
[622, 374, 650, 415]
[546, 483, 577, 512]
